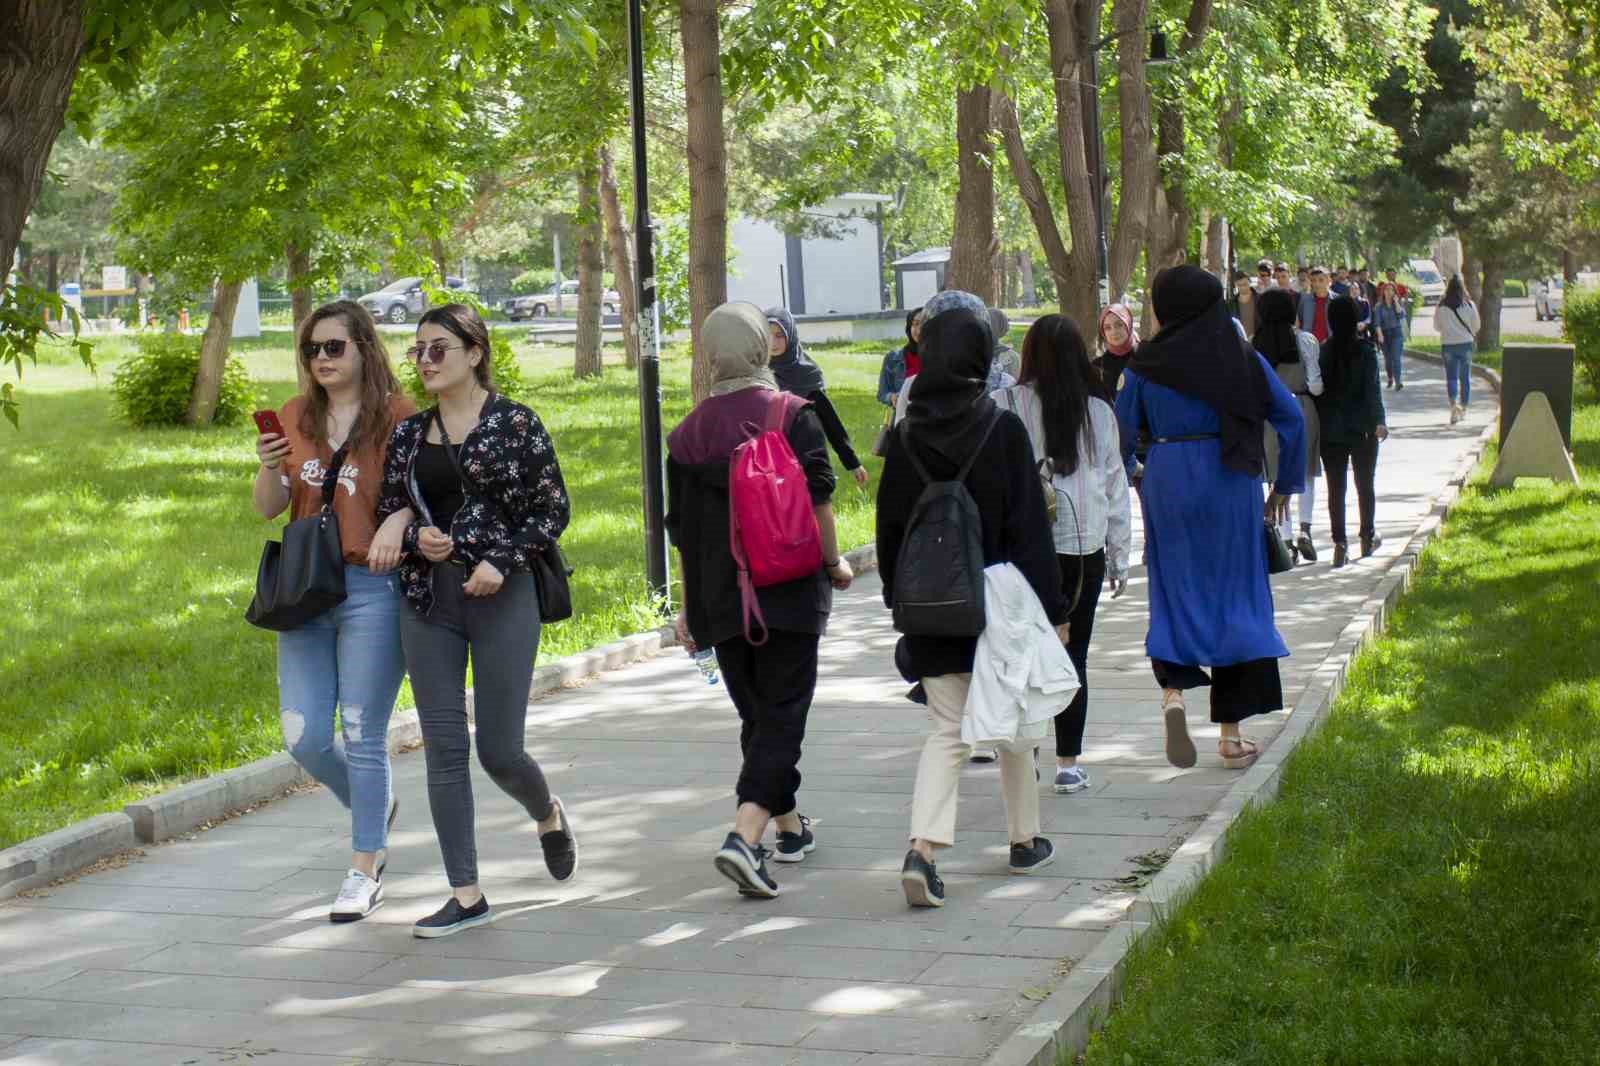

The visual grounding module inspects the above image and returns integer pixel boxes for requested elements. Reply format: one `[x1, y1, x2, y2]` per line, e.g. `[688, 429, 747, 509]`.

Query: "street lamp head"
[1147, 31, 1174, 66]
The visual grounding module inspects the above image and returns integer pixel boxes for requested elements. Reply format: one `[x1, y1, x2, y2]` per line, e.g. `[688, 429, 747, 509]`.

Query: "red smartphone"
[253, 409, 285, 438]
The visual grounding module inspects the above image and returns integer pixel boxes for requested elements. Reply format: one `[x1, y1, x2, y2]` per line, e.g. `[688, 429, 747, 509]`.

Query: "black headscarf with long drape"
[1129, 265, 1271, 476]
[764, 306, 827, 395]
[1317, 295, 1362, 398]
[1251, 288, 1301, 368]
[905, 306, 997, 467]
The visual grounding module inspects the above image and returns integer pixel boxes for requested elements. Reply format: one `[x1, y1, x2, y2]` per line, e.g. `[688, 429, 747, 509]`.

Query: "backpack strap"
[897, 407, 1002, 487]
[956, 409, 1003, 482]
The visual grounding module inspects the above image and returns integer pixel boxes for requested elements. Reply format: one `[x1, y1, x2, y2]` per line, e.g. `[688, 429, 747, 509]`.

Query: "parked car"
[357, 276, 467, 325]
[508, 279, 621, 320]
[1407, 259, 1447, 306]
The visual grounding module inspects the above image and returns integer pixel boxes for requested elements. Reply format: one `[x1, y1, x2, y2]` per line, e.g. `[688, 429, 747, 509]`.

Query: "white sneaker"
[330, 868, 384, 923]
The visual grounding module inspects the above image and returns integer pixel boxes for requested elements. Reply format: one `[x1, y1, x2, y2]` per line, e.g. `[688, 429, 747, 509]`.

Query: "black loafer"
[540, 797, 578, 882]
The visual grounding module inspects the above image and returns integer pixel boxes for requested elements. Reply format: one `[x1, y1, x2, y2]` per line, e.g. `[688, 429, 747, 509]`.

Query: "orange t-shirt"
[277, 393, 417, 565]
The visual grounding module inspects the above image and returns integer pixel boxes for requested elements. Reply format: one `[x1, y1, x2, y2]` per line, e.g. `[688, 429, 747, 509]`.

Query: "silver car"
[357, 276, 467, 325]
[508, 279, 620, 320]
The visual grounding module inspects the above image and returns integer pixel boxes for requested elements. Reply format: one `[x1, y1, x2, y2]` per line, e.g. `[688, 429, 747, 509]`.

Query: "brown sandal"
[1218, 737, 1260, 770]
[1162, 691, 1197, 769]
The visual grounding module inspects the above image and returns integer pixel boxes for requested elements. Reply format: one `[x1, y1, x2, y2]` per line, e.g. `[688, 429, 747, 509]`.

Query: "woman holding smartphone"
[377, 303, 576, 939]
[251, 299, 416, 922]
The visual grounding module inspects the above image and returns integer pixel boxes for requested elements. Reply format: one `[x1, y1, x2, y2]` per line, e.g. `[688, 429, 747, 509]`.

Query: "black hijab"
[1252, 288, 1300, 368]
[1318, 296, 1361, 397]
[1129, 265, 1270, 476]
[905, 307, 997, 467]
[904, 309, 920, 351]
[764, 306, 826, 395]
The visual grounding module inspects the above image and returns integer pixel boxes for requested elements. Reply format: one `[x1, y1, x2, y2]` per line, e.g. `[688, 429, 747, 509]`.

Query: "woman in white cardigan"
[1433, 275, 1482, 425]
[992, 314, 1132, 795]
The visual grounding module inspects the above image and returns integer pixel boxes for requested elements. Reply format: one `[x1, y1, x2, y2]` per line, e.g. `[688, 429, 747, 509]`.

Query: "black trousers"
[1322, 435, 1380, 544]
[1152, 657, 1283, 724]
[715, 630, 820, 818]
[1055, 550, 1107, 757]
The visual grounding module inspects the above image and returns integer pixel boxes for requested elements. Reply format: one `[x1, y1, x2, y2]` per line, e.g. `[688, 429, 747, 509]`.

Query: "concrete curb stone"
[981, 409, 1501, 1066]
[2, 541, 885, 899]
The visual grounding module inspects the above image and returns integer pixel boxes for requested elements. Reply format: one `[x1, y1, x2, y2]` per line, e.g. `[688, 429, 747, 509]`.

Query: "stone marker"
[1490, 391, 1579, 487]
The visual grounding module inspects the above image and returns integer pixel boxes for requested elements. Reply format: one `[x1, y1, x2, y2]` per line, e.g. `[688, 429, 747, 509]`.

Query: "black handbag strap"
[316, 441, 351, 514]
[429, 403, 502, 522]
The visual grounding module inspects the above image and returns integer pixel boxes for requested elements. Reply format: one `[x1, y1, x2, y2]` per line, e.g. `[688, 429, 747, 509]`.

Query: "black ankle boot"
[1332, 542, 1349, 569]
[1297, 525, 1317, 563]
[1361, 533, 1382, 558]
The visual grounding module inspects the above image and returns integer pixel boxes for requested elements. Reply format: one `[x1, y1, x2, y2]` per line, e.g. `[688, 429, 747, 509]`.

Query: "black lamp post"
[626, 0, 671, 605]
[1085, 29, 1174, 310]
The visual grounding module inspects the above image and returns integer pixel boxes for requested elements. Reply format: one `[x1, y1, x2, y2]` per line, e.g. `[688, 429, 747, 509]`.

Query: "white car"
[508, 280, 620, 320]
[1408, 259, 1447, 306]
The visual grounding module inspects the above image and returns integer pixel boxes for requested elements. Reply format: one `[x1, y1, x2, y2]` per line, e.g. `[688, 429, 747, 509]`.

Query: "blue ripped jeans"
[277, 566, 406, 853]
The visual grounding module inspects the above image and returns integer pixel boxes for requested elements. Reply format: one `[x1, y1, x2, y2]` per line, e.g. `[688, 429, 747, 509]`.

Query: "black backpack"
[891, 411, 1002, 638]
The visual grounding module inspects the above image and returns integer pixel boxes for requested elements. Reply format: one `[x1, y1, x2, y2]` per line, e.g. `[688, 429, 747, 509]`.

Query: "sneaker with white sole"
[329, 868, 384, 923]
[1008, 836, 1056, 875]
[1053, 766, 1091, 794]
[773, 815, 815, 863]
[714, 832, 779, 898]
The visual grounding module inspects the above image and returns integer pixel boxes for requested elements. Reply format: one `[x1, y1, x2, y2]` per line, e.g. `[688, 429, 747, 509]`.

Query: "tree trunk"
[1044, 0, 1101, 329]
[1461, 246, 1483, 304]
[46, 250, 59, 296]
[285, 242, 314, 337]
[185, 279, 243, 427]
[573, 161, 605, 379]
[1020, 252, 1038, 306]
[599, 144, 642, 371]
[680, 0, 728, 403]
[430, 235, 450, 286]
[1107, 0, 1155, 299]
[1203, 211, 1226, 275]
[996, 89, 1074, 312]
[947, 84, 998, 302]
[1145, 0, 1216, 286]
[0, 2, 87, 286]
[1478, 257, 1504, 353]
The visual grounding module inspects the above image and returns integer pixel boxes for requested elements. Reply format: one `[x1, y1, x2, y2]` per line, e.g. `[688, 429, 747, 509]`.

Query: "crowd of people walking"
[247, 253, 1475, 924]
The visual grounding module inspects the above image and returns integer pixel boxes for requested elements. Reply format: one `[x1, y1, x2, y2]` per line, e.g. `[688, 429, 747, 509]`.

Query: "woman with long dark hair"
[993, 315, 1131, 795]
[1433, 275, 1481, 424]
[251, 300, 415, 922]
[1317, 296, 1389, 567]
[1252, 288, 1323, 564]
[1115, 267, 1306, 771]
[377, 304, 577, 939]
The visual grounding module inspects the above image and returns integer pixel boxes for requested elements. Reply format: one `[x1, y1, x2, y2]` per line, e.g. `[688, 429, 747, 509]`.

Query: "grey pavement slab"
[0, 361, 1488, 1065]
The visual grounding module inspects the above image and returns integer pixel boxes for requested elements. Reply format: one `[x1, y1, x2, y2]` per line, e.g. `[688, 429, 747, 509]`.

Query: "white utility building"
[725, 193, 892, 316]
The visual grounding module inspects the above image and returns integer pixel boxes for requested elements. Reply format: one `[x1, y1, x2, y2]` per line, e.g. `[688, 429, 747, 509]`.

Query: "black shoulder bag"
[246, 443, 351, 631]
[433, 408, 574, 623]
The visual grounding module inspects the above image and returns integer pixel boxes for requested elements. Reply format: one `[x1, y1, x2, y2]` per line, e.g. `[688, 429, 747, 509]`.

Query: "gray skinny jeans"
[401, 565, 552, 888]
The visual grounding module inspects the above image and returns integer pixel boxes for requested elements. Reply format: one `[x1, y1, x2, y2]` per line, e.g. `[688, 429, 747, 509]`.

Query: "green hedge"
[110, 333, 256, 427]
[1562, 286, 1600, 392]
[1504, 279, 1527, 299]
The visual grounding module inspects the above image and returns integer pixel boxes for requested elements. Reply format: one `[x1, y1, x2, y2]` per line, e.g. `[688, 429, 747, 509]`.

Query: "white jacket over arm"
[964, 564, 1081, 749]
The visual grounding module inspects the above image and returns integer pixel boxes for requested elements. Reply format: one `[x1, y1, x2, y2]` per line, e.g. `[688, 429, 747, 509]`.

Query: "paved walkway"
[0, 363, 1491, 1066]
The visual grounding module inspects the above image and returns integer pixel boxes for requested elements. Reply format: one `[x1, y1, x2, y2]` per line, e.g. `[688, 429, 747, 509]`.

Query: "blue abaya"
[1116, 353, 1306, 668]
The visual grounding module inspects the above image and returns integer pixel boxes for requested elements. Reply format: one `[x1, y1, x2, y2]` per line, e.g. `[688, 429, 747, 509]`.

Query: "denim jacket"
[877, 345, 909, 406]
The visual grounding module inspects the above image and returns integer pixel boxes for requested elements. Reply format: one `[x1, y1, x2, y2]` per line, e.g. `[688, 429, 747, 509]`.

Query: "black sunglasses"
[407, 340, 465, 365]
[301, 339, 349, 361]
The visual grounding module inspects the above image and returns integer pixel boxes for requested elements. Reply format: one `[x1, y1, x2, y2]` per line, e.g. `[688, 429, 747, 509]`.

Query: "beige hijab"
[704, 302, 778, 396]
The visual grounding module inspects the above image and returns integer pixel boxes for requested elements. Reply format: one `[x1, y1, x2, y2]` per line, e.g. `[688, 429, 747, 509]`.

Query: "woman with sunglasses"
[377, 303, 576, 939]
[251, 299, 416, 922]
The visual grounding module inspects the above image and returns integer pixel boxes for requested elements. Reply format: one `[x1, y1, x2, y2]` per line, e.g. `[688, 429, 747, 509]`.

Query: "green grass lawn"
[1082, 390, 1600, 1064]
[0, 333, 890, 848]
[1405, 331, 1554, 371]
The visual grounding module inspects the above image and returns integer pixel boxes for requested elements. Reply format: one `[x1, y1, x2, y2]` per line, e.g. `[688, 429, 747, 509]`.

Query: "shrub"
[1504, 279, 1527, 299]
[1561, 285, 1600, 392]
[111, 333, 255, 427]
[400, 328, 526, 408]
[511, 268, 557, 294]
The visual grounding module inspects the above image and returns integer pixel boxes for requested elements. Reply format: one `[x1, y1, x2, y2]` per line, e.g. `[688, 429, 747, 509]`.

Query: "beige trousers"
[909, 673, 1041, 849]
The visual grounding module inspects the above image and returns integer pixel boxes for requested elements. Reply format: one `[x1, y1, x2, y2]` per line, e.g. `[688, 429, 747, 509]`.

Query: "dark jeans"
[401, 566, 552, 888]
[1055, 550, 1106, 758]
[715, 630, 821, 818]
[1322, 436, 1380, 544]
[1152, 657, 1284, 724]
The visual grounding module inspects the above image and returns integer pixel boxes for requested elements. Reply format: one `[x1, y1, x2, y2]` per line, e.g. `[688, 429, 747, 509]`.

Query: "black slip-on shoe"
[1009, 836, 1056, 875]
[540, 796, 578, 882]
[412, 895, 491, 939]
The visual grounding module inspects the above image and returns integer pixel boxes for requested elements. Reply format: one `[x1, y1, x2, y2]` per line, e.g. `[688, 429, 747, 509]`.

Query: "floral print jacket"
[378, 394, 570, 616]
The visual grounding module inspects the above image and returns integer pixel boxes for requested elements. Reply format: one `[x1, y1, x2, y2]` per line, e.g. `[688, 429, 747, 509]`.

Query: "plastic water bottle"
[693, 648, 720, 686]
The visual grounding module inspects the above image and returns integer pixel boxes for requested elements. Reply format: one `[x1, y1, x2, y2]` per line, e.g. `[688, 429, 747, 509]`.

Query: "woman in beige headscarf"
[665, 301, 854, 900]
